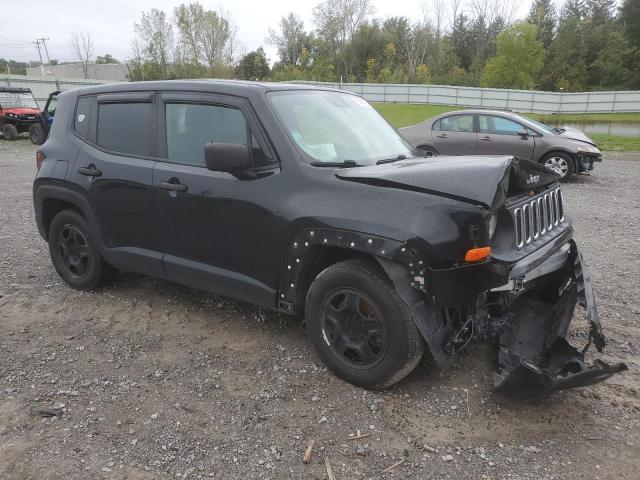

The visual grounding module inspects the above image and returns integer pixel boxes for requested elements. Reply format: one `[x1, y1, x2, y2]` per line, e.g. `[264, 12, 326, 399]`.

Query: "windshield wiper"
[376, 154, 408, 165]
[310, 160, 360, 168]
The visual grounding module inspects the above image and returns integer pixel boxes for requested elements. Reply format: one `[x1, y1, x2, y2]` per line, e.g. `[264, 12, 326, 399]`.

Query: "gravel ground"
[1, 139, 639, 480]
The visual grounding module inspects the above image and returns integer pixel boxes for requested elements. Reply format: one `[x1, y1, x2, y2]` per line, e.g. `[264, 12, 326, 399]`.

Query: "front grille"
[513, 187, 565, 249]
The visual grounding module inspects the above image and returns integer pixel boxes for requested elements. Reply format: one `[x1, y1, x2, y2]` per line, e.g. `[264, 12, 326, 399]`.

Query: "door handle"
[436, 134, 449, 139]
[77, 165, 102, 177]
[160, 180, 188, 193]
[480, 136, 492, 141]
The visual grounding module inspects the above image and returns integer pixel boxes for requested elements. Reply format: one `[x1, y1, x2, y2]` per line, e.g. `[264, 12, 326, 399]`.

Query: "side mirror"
[517, 128, 529, 139]
[204, 142, 251, 174]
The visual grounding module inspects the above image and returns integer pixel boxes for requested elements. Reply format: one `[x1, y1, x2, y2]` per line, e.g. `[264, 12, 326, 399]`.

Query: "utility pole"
[37, 38, 51, 64]
[33, 39, 45, 76]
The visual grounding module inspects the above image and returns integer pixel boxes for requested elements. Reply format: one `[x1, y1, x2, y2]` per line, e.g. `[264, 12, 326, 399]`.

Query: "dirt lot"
[1, 139, 639, 480]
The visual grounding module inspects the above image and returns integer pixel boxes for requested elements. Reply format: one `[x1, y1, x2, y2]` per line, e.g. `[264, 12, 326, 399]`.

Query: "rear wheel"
[29, 123, 46, 145]
[305, 259, 424, 389]
[48, 209, 116, 290]
[2, 124, 19, 141]
[542, 152, 574, 182]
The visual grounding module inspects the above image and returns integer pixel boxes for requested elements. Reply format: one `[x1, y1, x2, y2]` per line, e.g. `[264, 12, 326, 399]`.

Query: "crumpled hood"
[2, 107, 40, 115]
[559, 127, 598, 147]
[335, 155, 560, 210]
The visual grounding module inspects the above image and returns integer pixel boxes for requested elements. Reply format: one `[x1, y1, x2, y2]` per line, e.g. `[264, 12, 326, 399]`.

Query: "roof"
[61, 79, 345, 97]
[435, 109, 518, 116]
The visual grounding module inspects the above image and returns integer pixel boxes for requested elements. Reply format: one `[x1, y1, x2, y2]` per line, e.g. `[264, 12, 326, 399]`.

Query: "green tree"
[591, 31, 634, 88]
[620, 0, 640, 49]
[268, 13, 309, 67]
[481, 23, 544, 89]
[527, 0, 556, 49]
[134, 9, 174, 79]
[546, 2, 588, 91]
[235, 48, 270, 80]
[96, 54, 119, 64]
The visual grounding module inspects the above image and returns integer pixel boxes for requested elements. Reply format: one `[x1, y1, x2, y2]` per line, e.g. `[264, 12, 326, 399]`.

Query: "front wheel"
[2, 124, 19, 141]
[542, 152, 574, 182]
[305, 259, 424, 389]
[48, 209, 116, 290]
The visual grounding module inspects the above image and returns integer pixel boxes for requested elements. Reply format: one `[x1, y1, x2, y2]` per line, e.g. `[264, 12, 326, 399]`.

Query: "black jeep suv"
[33, 81, 626, 391]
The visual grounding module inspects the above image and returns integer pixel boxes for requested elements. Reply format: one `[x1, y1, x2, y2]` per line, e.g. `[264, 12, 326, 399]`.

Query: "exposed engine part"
[443, 305, 474, 354]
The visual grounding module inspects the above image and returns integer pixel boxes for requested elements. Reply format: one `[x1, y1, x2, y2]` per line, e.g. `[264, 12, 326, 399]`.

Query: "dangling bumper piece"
[493, 241, 627, 391]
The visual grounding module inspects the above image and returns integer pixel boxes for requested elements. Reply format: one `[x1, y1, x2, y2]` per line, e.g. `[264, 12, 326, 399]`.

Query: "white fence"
[0, 75, 115, 106]
[3, 75, 639, 114]
[289, 81, 640, 114]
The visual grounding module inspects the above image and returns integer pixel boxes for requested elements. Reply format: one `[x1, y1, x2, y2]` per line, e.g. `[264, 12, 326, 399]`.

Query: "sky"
[0, 0, 533, 66]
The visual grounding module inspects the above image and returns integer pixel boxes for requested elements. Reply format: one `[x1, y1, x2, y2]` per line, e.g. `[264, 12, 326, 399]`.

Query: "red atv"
[0, 87, 47, 144]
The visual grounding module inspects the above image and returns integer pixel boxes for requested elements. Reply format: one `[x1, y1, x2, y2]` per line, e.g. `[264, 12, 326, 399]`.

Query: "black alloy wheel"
[57, 224, 91, 279]
[321, 288, 388, 368]
[48, 209, 116, 290]
[305, 259, 425, 389]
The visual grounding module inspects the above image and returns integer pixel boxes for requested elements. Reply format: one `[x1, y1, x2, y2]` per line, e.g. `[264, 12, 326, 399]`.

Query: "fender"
[278, 226, 428, 303]
[33, 181, 164, 277]
[33, 182, 96, 241]
[278, 225, 456, 362]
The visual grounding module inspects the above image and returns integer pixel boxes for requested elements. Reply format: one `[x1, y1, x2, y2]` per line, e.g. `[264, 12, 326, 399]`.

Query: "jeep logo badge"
[526, 174, 540, 185]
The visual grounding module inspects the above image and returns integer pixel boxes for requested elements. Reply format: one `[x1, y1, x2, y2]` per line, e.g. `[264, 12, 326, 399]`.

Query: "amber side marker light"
[36, 151, 46, 171]
[465, 246, 492, 262]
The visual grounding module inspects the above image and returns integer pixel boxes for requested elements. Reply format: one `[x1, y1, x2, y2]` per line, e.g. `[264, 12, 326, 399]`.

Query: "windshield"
[0, 91, 39, 110]
[269, 90, 414, 165]
[516, 114, 557, 135]
[46, 96, 58, 115]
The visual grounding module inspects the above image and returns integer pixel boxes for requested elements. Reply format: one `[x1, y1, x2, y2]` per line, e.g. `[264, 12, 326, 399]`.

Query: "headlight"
[488, 213, 498, 239]
[576, 145, 599, 154]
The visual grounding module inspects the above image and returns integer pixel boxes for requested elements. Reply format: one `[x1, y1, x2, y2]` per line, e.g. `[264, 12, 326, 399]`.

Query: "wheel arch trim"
[34, 184, 101, 245]
[279, 226, 428, 310]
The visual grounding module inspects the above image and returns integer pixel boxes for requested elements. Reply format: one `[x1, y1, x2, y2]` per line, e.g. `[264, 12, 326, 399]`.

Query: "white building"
[26, 63, 130, 82]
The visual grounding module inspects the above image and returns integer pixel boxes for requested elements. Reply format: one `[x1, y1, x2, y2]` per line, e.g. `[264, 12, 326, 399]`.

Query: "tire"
[305, 259, 424, 389]
[417, 145, 438, 156]
[48, 209, 116, 290]
[29, 123, 46, 145]
[541, 152, 574, 182]
[2, 123, 19, 141]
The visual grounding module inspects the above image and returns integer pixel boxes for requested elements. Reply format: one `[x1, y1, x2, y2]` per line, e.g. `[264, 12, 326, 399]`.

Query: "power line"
[0, 41, 34, 47]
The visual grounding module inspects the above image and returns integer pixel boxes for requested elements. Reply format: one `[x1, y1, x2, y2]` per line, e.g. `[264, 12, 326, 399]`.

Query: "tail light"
[36, 151, 46, 171]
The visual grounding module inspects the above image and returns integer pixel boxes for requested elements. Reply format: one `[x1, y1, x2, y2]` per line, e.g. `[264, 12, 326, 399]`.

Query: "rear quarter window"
[97, 102, 153, 156]
[73, 96, 94, 139]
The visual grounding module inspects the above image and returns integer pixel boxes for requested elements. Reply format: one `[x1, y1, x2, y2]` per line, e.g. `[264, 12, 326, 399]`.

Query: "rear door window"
[433, 115, 474, 133]
[97, 102, 153, 156]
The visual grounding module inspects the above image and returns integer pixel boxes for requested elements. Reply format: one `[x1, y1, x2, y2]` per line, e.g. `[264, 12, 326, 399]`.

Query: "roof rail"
[0, 87, 33, 94]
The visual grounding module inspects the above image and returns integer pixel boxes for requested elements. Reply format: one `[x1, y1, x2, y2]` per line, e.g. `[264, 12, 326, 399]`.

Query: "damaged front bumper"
[400, 238, 628, 393]
[492, 241, 627, 391]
